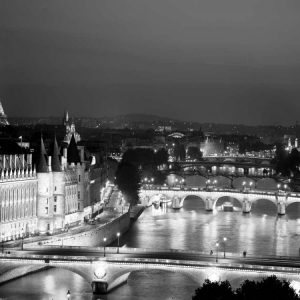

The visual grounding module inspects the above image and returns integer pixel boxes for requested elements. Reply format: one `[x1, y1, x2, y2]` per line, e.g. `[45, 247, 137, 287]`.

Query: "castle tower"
[36, 136, 54, 234]
[51, 136, 66, 231]
[67, 134, 85, 211]
[0, 99, 9, 126]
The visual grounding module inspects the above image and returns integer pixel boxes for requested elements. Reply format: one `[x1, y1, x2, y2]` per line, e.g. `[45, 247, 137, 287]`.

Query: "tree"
[192, 276, 300, 300]
[187, 146, 202, 160]
[273, 143, 289, 176]
[155, 148, 169, 166]
[235, 276, 299, 300]
[174, 143, 186, 161]
[193, 279, 235, 300]
[288, 148, 300, 175]
[115, 161, 140, 209]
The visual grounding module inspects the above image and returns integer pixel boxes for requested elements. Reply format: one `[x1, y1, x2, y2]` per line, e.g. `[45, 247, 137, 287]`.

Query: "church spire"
[36, 136, 48, 173]
[0, 98, 9, 126]
[63, 110, 69, 125]
[67, 134, 80, 164]
[51, 135, 61, 172]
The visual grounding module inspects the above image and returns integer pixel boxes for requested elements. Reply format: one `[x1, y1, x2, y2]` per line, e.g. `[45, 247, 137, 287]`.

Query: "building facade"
[0, 154, 38, 241]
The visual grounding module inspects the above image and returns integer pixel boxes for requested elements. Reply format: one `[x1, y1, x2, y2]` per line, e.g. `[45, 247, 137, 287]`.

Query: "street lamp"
[21, 228, 24, 251]
[223, 237, 227, 258]
[67, 290, 71, 299]
[206, 179, 211, 189]
[1, 232, 4, 254]
[117, 232, 120, 254]
[216, 242, 219, 262]
[103, 237, 107, 257]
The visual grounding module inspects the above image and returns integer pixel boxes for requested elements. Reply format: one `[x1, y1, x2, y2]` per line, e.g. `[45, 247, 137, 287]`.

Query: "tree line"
[193, 276, 299, 300]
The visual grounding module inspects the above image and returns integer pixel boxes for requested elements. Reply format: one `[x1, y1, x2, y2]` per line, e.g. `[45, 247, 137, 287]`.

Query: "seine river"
[2, 197, 300, 299]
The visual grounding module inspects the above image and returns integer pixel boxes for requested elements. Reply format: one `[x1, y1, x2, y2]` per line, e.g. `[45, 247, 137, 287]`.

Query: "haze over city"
[1, 0, 300, 125]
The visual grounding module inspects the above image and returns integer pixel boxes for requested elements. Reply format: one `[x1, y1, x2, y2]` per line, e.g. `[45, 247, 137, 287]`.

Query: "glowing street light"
[223, 237, 227, 258]
[117, 232, 120, 254]
[1, 232, 4, 254]
[216, 242, 219, 262]
[103, 237, 107, 257]
[67, 290, 71, 299]
[277, 183, 281, 189]
[21, 228, 24, 251]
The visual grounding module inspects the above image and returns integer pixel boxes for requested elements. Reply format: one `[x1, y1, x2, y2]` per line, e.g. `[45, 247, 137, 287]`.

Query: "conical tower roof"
[51, 135, 61, 172]
[67, 134, 80, 164]
[0, 98, 9, 126]
[36, 136, 48, 173]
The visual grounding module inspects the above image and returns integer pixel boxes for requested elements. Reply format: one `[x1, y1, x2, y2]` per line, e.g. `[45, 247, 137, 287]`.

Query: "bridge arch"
[106, 265, 203, 292]
[214, 196, 243, 211]
[181, 194, 206, 209]
[250, 198, 278, 213]
[0, 262, 93, 286]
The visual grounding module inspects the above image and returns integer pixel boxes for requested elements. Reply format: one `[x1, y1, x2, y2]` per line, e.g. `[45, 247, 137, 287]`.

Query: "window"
[47, 223, 50, 230]
[54, 186, 57, 191]
[45, 207, 48, 214]
[54, 205, 57, 213]
[78, 175, 81, 182]
[78, 191, 80, 199]
[54, 196, 57, 202]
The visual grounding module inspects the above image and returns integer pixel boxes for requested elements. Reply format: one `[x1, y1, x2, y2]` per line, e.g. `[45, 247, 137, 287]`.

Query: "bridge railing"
[3, 246, 300, 262]
[141, 185, 300, 198]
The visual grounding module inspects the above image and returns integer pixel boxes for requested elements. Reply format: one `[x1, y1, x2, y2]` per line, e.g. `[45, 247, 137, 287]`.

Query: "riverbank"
[23, 205, 145, 248]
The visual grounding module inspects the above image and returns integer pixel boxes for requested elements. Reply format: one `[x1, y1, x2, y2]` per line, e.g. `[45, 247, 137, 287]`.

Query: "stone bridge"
[139, 187, 300, 215]
[2, 247, 300, 294]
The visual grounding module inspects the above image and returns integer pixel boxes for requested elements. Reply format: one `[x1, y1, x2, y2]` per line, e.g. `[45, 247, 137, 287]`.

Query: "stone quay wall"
[27, 212, 131, 248]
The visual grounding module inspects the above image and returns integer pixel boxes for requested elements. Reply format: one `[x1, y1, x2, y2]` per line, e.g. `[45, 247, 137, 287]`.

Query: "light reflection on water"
[1, 196, 300, 299]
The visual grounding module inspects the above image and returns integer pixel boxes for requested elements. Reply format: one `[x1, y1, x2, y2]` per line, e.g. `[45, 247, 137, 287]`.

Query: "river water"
[2, 197, 300, 299]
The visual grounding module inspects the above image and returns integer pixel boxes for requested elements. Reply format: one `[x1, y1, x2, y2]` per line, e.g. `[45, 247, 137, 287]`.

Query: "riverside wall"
[27, 212, 131, 248]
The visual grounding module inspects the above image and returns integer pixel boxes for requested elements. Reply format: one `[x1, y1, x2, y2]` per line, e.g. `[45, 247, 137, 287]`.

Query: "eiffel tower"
[0, 99, 9, 125]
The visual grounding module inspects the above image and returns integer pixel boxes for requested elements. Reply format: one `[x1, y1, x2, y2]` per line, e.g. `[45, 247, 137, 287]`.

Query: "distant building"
[284, 135, 299, 152]
[200, 136, 225, 156]
[0, 99, 9, 126]
[63, 111, 81, 144]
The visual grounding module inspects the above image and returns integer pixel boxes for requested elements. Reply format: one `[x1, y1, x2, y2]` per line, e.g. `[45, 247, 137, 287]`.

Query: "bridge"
[139, 186, 300, 215]
[2, 247, 300, 294]
[177, 157, 275, 177]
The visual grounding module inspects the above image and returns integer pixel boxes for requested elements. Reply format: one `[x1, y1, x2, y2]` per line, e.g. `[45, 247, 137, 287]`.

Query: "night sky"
[1, 0, 300, 125]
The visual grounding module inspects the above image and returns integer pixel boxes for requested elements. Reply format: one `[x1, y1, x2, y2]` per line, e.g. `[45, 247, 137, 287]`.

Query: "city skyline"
[1, 1, 300, 125]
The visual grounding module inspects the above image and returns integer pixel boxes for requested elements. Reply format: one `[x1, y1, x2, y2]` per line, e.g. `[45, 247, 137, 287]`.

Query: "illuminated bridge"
[139, 186, 300, 215]
[1, 247, 300, 294]
[177, 156, 275, 177]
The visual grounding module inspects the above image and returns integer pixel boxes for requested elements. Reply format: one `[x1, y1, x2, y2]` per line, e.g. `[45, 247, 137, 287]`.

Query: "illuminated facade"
[0, 154, 38, 241]
[1, 133, 107, 239]
[36, 135, 90, 234]
[0, 99, 9, 126]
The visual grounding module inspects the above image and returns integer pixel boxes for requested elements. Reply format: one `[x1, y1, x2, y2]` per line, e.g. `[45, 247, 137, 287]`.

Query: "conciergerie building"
[0, 116, 107, 241]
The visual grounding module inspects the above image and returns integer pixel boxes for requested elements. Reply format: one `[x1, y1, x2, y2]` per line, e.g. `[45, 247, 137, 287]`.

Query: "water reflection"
[2, 196, 300, 299]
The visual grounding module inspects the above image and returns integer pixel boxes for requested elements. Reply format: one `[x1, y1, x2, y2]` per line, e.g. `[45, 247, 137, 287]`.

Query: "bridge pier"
[205, 197, 214, 211]
[277, 202, 286, 215]
[242, 199, 251, 213]
[172, 196, 183, 209]
[92, 281, 108, 294]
